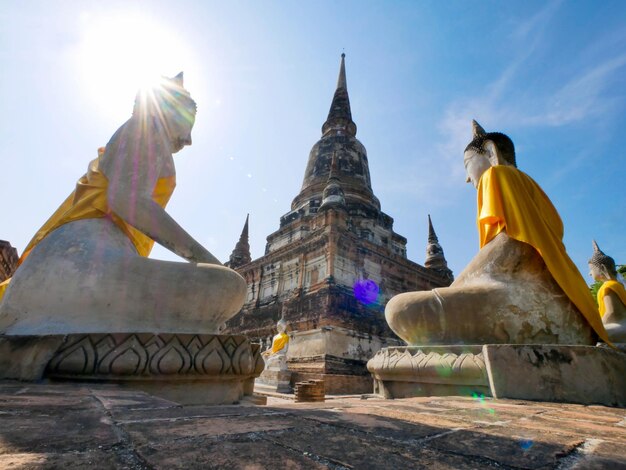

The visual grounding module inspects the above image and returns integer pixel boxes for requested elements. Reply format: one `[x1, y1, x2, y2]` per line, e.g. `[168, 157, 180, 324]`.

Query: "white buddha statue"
[262, 319, 290, 370]
[0, 73, 246, 335]
[588, 241, 626, 344]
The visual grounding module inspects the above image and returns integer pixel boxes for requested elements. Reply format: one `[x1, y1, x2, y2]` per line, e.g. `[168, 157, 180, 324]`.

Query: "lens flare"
[519, 439, 534, 451]
[353, 279, 379, 305]
[471, 392, 496, 415]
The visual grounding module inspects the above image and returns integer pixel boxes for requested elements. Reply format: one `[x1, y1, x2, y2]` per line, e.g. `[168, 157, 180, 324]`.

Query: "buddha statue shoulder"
[588, 241, 626, 343]
[0, 73, 246, 335]
[385, 121, 609, 346]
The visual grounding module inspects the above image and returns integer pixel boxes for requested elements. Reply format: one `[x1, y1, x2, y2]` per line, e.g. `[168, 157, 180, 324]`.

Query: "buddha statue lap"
[0, 74, 246, 335]
[589, 241, 626, 344]
[385, 121, 609, 346]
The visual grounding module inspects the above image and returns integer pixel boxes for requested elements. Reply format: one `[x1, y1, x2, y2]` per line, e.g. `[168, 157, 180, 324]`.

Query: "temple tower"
[424, 215, 454, 284]
[226, 214, 252, 269]
[0, 240, 18, 282]
[225, 55, 452, 393]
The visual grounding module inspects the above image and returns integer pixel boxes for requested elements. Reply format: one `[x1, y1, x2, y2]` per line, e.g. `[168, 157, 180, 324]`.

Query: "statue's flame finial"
[589, 239, 616, 277]
[472, 119, 486, 138]
[592, 239, 602, 254]
[173, 72, 184, 86]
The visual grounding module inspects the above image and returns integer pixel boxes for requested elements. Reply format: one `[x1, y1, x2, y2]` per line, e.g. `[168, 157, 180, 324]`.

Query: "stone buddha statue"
[262, 319, 290, 370]
[385, 121, 609, 346]
[589, 241, 626, 343]
[0, 73, 246, 335]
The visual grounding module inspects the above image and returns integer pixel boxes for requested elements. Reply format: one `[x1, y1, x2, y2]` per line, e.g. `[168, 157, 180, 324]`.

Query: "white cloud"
[524, 53, 626, 127]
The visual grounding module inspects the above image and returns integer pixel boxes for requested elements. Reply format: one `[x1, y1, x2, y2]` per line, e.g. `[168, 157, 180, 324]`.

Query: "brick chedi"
[0, 240, 18, 282]
[224, 54, 453, 393]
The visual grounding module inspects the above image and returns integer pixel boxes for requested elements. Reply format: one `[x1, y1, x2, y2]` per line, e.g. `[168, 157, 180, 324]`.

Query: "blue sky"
[1, 0, 625, 282]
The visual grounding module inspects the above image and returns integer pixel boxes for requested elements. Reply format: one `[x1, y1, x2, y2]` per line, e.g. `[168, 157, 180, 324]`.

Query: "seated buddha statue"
[589, 241, 626, 343]
[0, 73, 246, 335]
[385, 121, 609, 346]
[262, 319, 290, 370]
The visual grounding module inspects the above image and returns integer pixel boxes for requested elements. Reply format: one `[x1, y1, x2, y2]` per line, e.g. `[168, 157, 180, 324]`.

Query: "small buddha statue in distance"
[262, 319, 290, 370]
[589, 240, 626, 343]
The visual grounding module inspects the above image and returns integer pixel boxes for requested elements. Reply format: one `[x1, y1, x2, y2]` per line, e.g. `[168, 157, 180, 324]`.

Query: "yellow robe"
[597, 280, 626, 318]
[0, 149, 176, 302]
[477, 165, 610, 343]
[270, 332, 289, 354]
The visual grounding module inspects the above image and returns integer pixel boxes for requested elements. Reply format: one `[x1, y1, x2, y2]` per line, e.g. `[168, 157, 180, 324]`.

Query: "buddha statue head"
[588, 240, 617, 282]
[277, 319, 288, 334]
[463, 120, 516, 188]
[133, 72, 197, 153]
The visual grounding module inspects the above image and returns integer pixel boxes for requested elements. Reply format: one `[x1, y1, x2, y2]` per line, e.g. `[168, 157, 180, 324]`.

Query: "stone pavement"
[0, 381, 624, 469]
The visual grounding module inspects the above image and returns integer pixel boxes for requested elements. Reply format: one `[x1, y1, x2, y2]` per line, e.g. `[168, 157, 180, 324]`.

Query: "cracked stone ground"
[0, 382, 624, 469]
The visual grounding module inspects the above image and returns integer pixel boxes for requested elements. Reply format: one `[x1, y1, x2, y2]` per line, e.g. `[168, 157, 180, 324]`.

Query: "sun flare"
[75, 12, 198, 120]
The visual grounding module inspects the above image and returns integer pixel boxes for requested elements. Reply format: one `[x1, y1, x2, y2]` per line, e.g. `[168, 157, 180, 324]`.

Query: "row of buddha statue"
[0, 74, 623, 391]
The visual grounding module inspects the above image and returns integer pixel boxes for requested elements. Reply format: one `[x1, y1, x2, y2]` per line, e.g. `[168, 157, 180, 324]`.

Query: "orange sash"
[0, 150, 175, 302]
[597, 280, 626, 318]
[477, 165, 609, 343]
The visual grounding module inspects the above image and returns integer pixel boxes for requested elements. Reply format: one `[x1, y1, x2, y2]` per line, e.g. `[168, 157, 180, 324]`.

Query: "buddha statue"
[0, 73, 247, 335]
[385, 121, 609, 346]
[589, 241, 626, 343]
[262, 319, 290, 370]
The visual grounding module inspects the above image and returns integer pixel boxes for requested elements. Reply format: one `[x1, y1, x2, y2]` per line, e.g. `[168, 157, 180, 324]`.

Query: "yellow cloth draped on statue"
[477, 165, 610, 344]
[0, 149, 176, 302]
[270, 332, 289, 354]
[597, 280, 626, 318]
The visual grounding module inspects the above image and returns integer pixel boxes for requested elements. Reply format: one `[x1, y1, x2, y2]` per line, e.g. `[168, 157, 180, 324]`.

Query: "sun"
[75, 12, 198, 121]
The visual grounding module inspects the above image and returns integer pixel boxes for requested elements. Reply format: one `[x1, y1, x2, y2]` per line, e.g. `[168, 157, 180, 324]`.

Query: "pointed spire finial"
[424, 215, 453, 284]
[226, 214, 251, 269]
[472, 119, 486, 138]
[322, 54, 356, 136]
[337, 53, 347, 90]
[427, 214, 439, 244]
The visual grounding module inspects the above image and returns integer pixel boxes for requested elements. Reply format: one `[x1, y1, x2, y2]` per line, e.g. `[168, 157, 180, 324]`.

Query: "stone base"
[484, 344, 626, 407]
[0, 333, 264, 405]
[290, 371, 373, 394]
[368, 344, 626, 407]
[367, 346, 490, 399]
[280, 326, 399, 394]
[255, 368, 292, 393]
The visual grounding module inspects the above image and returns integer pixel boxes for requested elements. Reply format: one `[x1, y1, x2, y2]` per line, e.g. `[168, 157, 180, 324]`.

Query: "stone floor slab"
[0, 450, 123, 470]
[0, 380, 624, 468]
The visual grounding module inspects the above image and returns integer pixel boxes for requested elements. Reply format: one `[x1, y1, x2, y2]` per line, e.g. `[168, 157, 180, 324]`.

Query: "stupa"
[225, 55, 453, 393]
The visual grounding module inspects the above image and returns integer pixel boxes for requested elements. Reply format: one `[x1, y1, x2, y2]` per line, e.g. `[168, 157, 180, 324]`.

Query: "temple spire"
[427, 214, 439, 244]
[320, 151, 346, 211]
[227, 214, 252, 269]
[337, 53, 347, 89]
[322, 53, 357, 137]
[424, 215, 453, 283]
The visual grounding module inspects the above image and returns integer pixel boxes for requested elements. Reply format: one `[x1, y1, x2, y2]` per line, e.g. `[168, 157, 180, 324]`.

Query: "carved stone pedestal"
[255, 368, 292, 394]
[368, 344, 626, 407]
[0, 333, 264, 405]
[367, 346, 490, 399]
